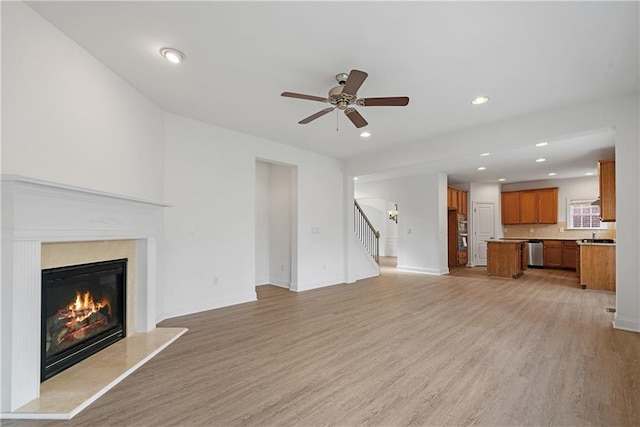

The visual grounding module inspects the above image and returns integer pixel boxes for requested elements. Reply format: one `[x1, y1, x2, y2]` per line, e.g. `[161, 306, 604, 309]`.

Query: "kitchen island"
[577, 240, 616, 291]
[486, 240, 529, 278]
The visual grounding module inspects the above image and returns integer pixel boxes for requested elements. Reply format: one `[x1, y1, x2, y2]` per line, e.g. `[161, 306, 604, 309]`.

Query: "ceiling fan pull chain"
[336, 109, 339, 132]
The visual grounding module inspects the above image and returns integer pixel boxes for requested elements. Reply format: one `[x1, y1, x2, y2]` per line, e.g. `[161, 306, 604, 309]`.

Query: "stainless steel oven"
[457, 215, 468, 251]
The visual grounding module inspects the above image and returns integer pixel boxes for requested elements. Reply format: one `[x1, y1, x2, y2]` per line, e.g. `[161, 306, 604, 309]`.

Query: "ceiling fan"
[281, 69, 409, 129]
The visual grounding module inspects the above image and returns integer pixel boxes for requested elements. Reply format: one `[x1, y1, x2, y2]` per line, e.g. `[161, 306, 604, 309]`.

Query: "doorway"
[255, 160, 297, 289]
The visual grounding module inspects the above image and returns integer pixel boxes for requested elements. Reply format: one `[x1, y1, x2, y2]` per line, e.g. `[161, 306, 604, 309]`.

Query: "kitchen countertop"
[487, 239, 529, 243]
[503, 237, 615, 244]
[577, 241, 616, 246]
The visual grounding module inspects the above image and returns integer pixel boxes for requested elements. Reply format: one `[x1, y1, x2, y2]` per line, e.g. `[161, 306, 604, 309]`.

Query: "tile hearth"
[2, 328, 187, 420]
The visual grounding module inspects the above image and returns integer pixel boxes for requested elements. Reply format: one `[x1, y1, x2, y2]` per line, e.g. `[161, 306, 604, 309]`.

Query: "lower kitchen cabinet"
[487, 240, 528, 278]
[457, 251, 468, 266]
[579, 244, 615, 291]
[543, 240, 577, 270]
[543, 240, 562, 268]
[562, 241, 578, 270]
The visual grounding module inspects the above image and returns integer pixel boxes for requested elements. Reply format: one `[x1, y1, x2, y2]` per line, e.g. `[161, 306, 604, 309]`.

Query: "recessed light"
[548, 172, 556, 176]
[471, 96, 489, 105]
[360, 131, 371, 138]
[480, 152, 490, 156]
[353, 177, 359, 180]
[478, 166, 486, 171]
[498, 178, 506, 182]
[160, 47, 186, 64]
[536, 158, 546, 162]
[585, 172, 594, 176]
[536, 142, 548, 147]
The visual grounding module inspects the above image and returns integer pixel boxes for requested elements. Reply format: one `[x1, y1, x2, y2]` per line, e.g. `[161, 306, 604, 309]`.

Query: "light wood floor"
[5, 259, 640, 426]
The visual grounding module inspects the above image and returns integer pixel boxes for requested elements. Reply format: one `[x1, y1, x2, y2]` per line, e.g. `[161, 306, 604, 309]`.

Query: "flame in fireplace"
[61, 291, 111, 329]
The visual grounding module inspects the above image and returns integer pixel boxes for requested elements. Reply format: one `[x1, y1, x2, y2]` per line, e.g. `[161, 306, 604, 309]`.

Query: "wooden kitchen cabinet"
[487, 240, 528, 278]
[457, 251, 468, 266]
[501, 187, 558, 224]
[579, 244, 615, 291]
[447, 186, 468, 216]
[457, 190, 468, 216]
[598, 159, 615, 222]
[543, 239, 578, 270]
[537, 188, 558, 224]
[448, 187, 457, 211]
[562, 240, 578, 270]
[543, 240, 563, 268]
[501, 192, 520, 225]
[519, 191, 538, 224]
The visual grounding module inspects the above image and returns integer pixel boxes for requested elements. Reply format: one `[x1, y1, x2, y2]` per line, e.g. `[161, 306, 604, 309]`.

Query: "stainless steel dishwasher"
[528, 240, 544, 268]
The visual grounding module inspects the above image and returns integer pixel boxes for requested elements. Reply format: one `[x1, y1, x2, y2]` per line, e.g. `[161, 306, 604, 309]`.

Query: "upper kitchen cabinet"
[519, 191, 538, 224]
[598, 159, 615, 222]
[501, 187, 558, 224]
[447, 186, 468, 216]
[501, 192, 520, 225]
[537, 188, 558, 224]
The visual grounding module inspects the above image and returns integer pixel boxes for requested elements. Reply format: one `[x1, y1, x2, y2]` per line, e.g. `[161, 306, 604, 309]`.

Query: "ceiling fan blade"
[281, 92, 329, 103]
[341, 70, 368, 96]
[357, 96, 410, 107]
[298, 107, 335, 124]
[344, 108, 368, 128]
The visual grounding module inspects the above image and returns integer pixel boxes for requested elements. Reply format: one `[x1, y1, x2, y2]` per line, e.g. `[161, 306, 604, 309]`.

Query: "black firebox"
[41, 259, 127, 381]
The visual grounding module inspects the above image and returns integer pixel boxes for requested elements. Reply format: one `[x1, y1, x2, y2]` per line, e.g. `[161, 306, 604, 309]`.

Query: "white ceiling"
[27, 1, 638, 183]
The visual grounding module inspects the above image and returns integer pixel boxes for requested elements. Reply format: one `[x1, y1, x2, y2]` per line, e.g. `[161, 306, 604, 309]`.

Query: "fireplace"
[41, 259, 127, 381]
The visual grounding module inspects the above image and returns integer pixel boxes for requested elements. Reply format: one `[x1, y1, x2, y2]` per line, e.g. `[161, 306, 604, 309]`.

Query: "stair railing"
[354, 200, 380, 263]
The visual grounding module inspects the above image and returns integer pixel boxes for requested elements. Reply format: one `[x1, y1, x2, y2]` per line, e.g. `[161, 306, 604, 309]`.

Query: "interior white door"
[472, 202, 495, 266]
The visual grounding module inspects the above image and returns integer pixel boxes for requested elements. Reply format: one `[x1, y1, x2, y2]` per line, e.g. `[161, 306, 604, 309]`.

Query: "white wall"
[502, 176, 599, 222]
[255, 161, 270, 285]
[1, 2, 164, 201]
[161, 113, 347, 319]
[162, 114, 257, 319]
[356, 173, 449, 275]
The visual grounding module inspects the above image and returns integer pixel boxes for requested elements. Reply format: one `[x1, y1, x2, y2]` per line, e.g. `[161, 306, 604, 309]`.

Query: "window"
[567, 198, 604, 229]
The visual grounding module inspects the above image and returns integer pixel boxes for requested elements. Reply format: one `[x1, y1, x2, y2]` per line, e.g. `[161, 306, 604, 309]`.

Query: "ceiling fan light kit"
[281, 69, 410, 129]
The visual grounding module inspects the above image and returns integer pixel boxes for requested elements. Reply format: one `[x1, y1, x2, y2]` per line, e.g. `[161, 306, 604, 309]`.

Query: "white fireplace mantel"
[1, 175, 172, 412]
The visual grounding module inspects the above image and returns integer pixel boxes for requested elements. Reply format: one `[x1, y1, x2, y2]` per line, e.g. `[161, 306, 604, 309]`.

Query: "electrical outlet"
[188, 225, 196, 235]
[559, 227, 564, 233]
[530, 228, 534, 233]
[407, 227, 412, 234]
[212, 276, 219, 286]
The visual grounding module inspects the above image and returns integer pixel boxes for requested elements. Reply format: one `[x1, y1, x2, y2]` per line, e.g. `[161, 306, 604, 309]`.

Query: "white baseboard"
[396, 265, 448, 275]
[613, 315, 640, 333]
[294, 276, 344, 292]
[268, 278, 290, 289]
[158, 291, 257, 321]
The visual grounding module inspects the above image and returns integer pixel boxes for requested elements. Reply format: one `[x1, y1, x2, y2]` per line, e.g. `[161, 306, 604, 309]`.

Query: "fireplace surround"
[1, 175, 172, 413]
